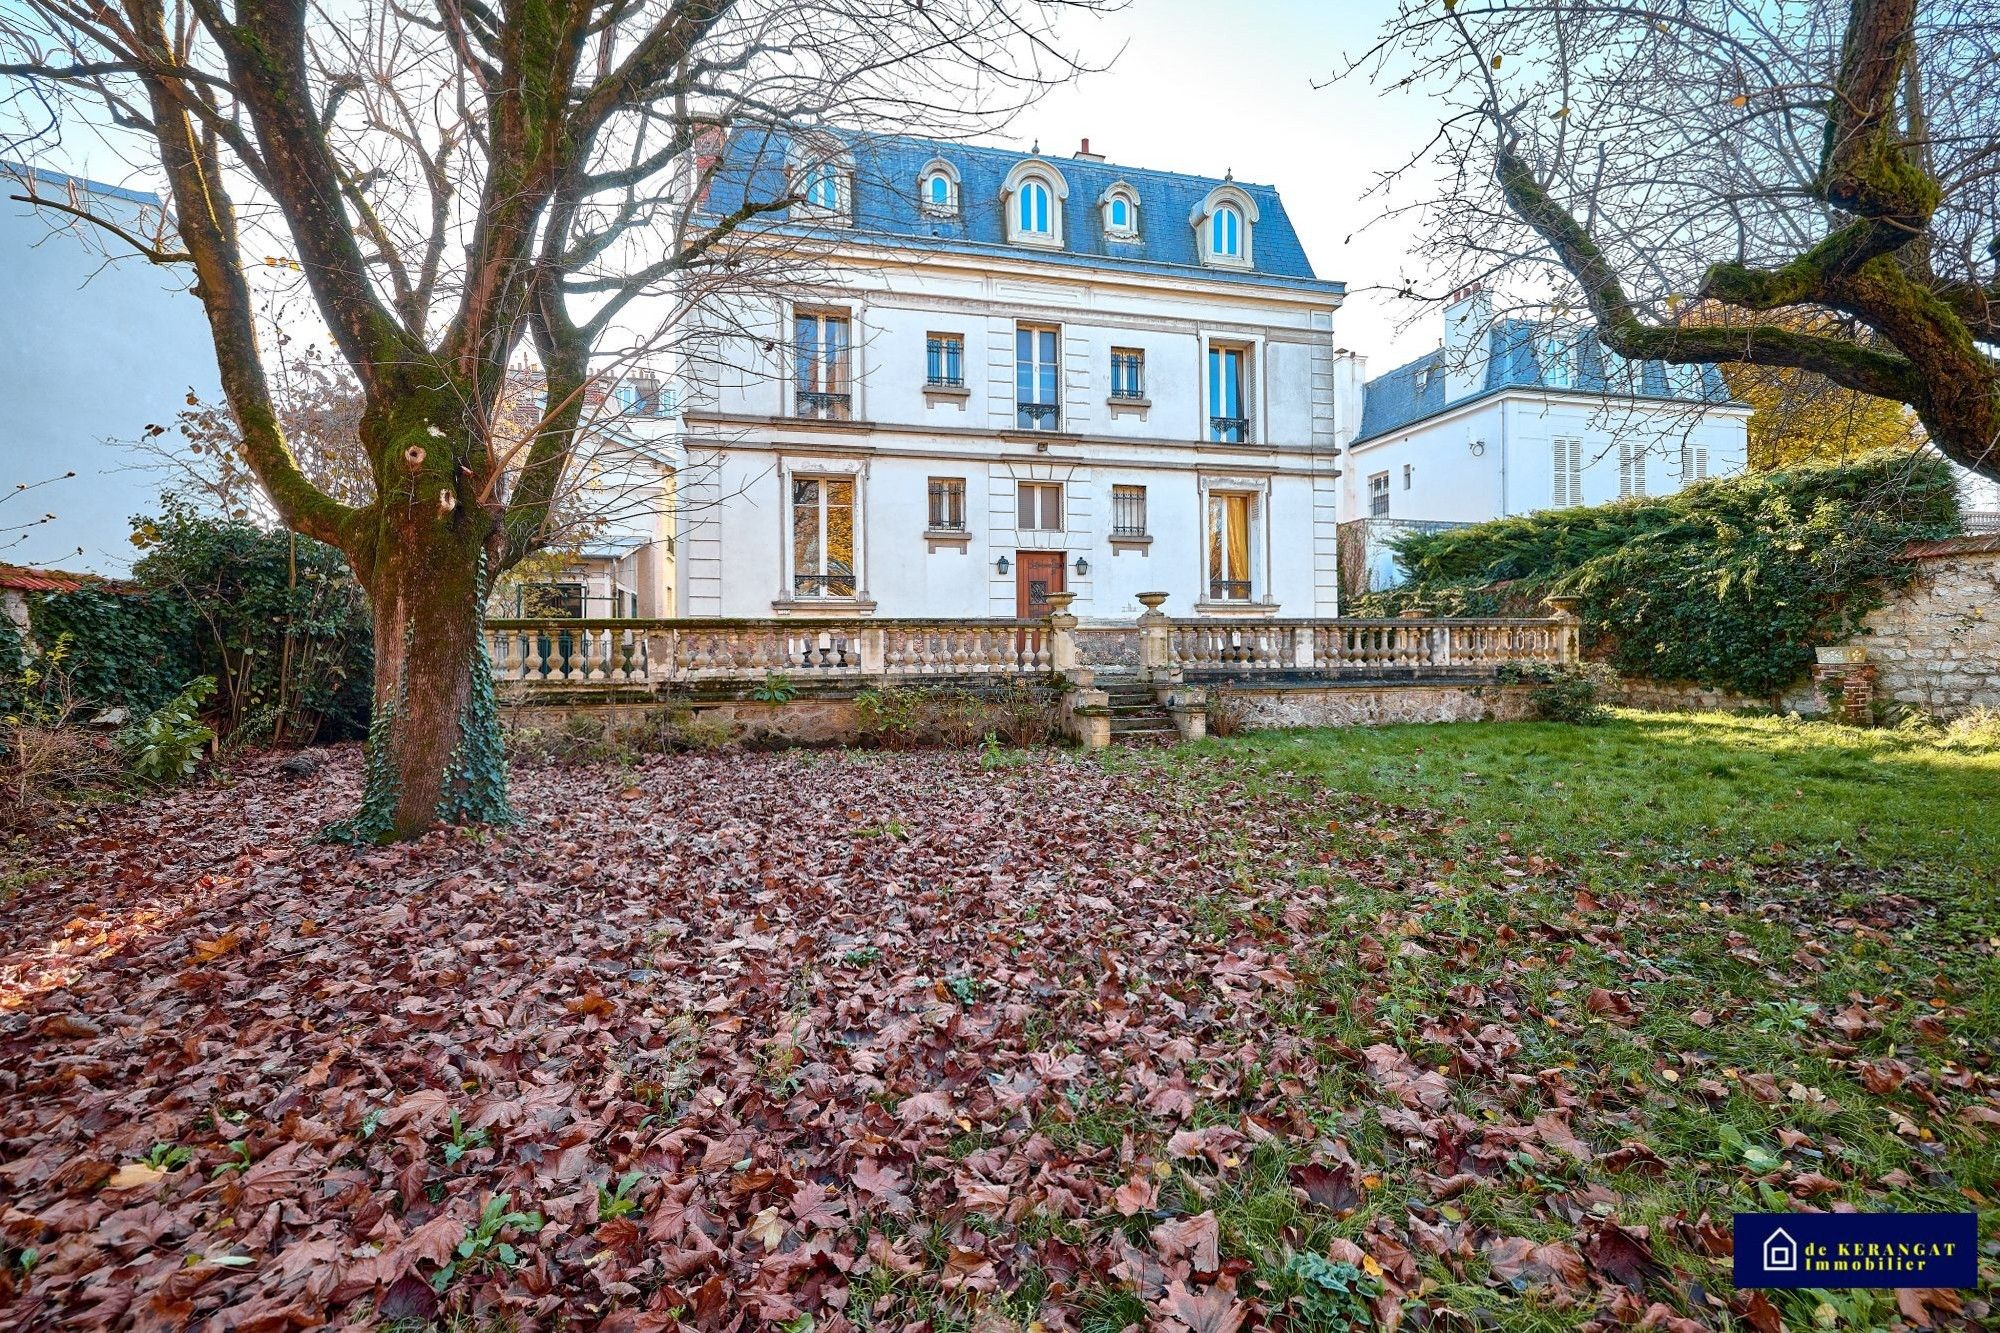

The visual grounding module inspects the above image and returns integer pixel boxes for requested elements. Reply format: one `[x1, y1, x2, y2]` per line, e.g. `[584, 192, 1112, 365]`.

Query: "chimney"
[1442, 281, 1493, 405]
[1073, 138, 1105, 162]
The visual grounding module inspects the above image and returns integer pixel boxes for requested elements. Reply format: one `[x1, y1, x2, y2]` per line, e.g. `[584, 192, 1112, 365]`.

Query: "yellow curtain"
[1225, 494, 1250, 582]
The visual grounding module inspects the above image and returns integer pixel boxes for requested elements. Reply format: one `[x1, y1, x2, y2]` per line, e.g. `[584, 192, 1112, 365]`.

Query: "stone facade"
[1849, 537, 2000, 718]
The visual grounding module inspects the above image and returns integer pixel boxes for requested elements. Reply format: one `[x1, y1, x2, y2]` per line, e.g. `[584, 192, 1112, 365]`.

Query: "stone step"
[1110, 717, 1177, 734]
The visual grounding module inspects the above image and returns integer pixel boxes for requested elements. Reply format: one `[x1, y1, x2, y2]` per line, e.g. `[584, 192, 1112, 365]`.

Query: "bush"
[123, 677, 219, 782]
[1204, 691, 1250, 738]
[1, 587, 196, 721]
[0, 642, 126, 826]
[1377, 455, 1958, 697]
[855, 682, 1060, 749]
[1500, 662, 1616, 724]
[131, 499, 372, 745]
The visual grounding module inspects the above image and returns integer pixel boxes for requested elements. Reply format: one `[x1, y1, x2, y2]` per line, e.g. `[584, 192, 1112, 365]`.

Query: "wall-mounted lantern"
[1074, 556, 1090, 577]
[995, 555, 1010, 575]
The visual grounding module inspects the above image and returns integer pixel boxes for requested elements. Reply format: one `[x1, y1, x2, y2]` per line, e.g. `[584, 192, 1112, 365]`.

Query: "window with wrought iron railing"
[926, 334, 964, 388]
[795, 310, 852, 420]
[1110, 349, 1145, 400]
[1016, 324, 1060, 429]
[1112, 484, 1147, 536]
[928, 477, 966, 531]
[1209, 413, 1252, 444]
[1368, 472, 1390, 517]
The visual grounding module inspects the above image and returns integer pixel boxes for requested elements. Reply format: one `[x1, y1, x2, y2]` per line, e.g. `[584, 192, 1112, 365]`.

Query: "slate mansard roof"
[1355, 319, 1741, 443]
[697, 127, 1344, 297]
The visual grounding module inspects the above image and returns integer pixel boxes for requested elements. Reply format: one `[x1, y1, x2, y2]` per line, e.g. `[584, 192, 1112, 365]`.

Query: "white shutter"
[1694, 446, 1709, 481]
[1553, 440, 1567, 507]
[1618, 440, 1646, 498]
[1553, 437, 1582, 506]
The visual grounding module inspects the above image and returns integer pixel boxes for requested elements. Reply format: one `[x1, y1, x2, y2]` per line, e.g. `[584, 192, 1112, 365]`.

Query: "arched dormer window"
[789, 140, 851, 222]
[1191, 183, 1259, 268]
[1002, 160, 1067, 248]
[1100, 182, 1140, 239]
[918, 158, 960, 216]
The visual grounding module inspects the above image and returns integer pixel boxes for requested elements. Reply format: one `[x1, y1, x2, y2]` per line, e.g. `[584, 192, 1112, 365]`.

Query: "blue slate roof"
[1354, 319, 1738, 442]
[698, 127, 1341, 296]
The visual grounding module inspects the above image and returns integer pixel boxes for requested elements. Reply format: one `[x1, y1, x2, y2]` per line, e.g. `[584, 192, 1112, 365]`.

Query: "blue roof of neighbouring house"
[697, 127, 1342, 297]
[1354, 319, 1741, 442]
[1, 160, 163, 209]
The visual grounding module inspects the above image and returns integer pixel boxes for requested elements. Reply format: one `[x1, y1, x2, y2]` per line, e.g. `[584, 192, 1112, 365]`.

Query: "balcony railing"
[796, 390, 852, 420]
[1208, 579, 1253, 602]
[1016, 402, 1060, 430]
[1210, 414, 1252, 444]
[1163, 617, 1572, 676]
[926, 375, 966, 389]
[793, 572, 858, 598]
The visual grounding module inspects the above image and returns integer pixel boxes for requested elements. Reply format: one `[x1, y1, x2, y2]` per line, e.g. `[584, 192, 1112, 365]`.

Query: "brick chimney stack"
[1073, 138, 1105, 162]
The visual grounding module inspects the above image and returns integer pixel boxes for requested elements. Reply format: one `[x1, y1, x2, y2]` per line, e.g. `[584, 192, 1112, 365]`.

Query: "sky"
[1019, 0, 1446, 373]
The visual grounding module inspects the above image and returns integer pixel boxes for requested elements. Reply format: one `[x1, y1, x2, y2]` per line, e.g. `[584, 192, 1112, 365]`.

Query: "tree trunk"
[327, 413, 511, 843]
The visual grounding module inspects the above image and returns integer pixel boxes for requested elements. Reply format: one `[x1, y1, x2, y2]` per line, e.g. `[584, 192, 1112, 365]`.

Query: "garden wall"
[1220, 680, 1538, 729]
[1847, 536, 2000, 718]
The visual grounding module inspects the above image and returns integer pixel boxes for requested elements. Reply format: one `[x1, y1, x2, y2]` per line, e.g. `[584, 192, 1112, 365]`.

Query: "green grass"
[1109, 711, 1998, 1329]
[1181, 710, 2000, 888]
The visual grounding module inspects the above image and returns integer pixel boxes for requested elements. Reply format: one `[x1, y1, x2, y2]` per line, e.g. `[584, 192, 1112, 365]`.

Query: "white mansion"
[549, 131, 1750, 620]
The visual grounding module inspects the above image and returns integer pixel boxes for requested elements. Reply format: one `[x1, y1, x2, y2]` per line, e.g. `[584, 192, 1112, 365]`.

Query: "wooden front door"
[1014, 550, 1066, 619]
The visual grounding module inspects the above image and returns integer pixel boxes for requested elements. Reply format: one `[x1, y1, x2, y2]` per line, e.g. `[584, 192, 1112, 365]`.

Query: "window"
[791, 476, 856, 597]
[1368, 471, 1390, 517]
[521, 581, 586, 618]
[616, 373, 669, 418]
[794, 311, 851, 419]
[1402, 463, 1413, 491]
[926, 333, 964, 388]
[1016, 324, 1060, 429]
[1102, 184, 1139, 238]
[1537, 335, 1577, 389]
[1112, 484, 1148, 537]
[1019, 179, 1052, 235]
[1210, 204, 1242, 258]
[797, 161, 843, 214]
[1110, 348, 1145, 400]
[1017, 481, 1063, 531]
[928, 477, 966, 531]
[1207, 492, 1253, 600]
[920, 163, 959, 215]
[1681, 444, 1710, 483]
[1552, 437, 1583, 507]
[1618, 439, 1647, 498]
[1209, 346, 1249, 442]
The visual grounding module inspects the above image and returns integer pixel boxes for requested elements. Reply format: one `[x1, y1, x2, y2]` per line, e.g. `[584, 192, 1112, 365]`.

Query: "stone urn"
[1044, 590, 1078, 616]
[1545, 595, 1583, 619]
[1135, 591, 1169, 613]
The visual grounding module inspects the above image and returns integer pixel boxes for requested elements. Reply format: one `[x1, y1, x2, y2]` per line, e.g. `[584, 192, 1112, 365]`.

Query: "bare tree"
[1339, 0, 1999, 484]
[1, 0, 1103, 840]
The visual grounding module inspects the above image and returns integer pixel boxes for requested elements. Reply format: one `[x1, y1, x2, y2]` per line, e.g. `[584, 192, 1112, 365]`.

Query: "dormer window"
[790, 141, 852, 222]
[1192, 184, 1258, 268]
[1002, 161, 1067, 247]
[1100, 182, 1140, 239]
[918, 158, 960, 216]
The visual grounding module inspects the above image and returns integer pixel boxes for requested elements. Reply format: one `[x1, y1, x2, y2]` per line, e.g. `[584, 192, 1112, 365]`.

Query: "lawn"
[0, 713, 1993, 1330]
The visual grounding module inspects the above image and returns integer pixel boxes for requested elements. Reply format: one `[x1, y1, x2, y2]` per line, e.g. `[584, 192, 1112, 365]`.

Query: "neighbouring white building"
[665, 130, 1350, 623]
[1, 163, 224, 573]
[1334, 285, 1752, 593]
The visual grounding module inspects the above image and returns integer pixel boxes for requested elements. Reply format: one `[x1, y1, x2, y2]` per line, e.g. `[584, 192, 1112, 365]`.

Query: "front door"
[1015, 550, 1066, 619]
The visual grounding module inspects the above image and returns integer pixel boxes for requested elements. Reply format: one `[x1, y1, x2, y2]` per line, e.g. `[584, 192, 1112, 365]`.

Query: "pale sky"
[1022, 0, 1445, 373]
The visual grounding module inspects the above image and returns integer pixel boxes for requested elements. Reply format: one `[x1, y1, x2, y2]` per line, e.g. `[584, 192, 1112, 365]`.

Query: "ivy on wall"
[1357, 454, 1960, 698]
[8, 587, 198, 718]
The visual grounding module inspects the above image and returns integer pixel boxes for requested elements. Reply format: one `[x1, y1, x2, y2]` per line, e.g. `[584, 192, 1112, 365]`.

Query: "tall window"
[792, 476, 856, 597]
[1018, 179, 1052, 235]
[1680, 444, 1710, 483]
[1368, 471, 1390, 517]
[926, 333, 964, 387]
[928, 477, 966, 531]
[1110, 197, 1130, 229]
[1017, 325, 1060, 429]
[1017, 481, 1063, 531]
[1402, 463, 1413, 491]
[1618, 439, 1647, 498]
[1210, 205, 1242, 258]
[922, 170, 957, 214]
[1552, 437, 1583, 506]
[794, 311, 851, 419]
[1538, 336, 1577, 389]
[1209, 346, 1248, 442]
[1110, 348, 1145, 400]
[1112, 484, 1147, 536]
[1207, 492, 1253, 600]
[799, 162, 841, 212]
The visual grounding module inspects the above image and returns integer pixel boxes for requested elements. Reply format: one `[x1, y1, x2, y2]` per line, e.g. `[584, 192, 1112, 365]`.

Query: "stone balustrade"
[486, 601, 1576, 690]
[486, 618, 1053, 685]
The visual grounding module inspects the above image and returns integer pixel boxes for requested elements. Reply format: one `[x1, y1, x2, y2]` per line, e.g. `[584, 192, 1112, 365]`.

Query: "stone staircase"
[1101, 679, 1180, 744]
